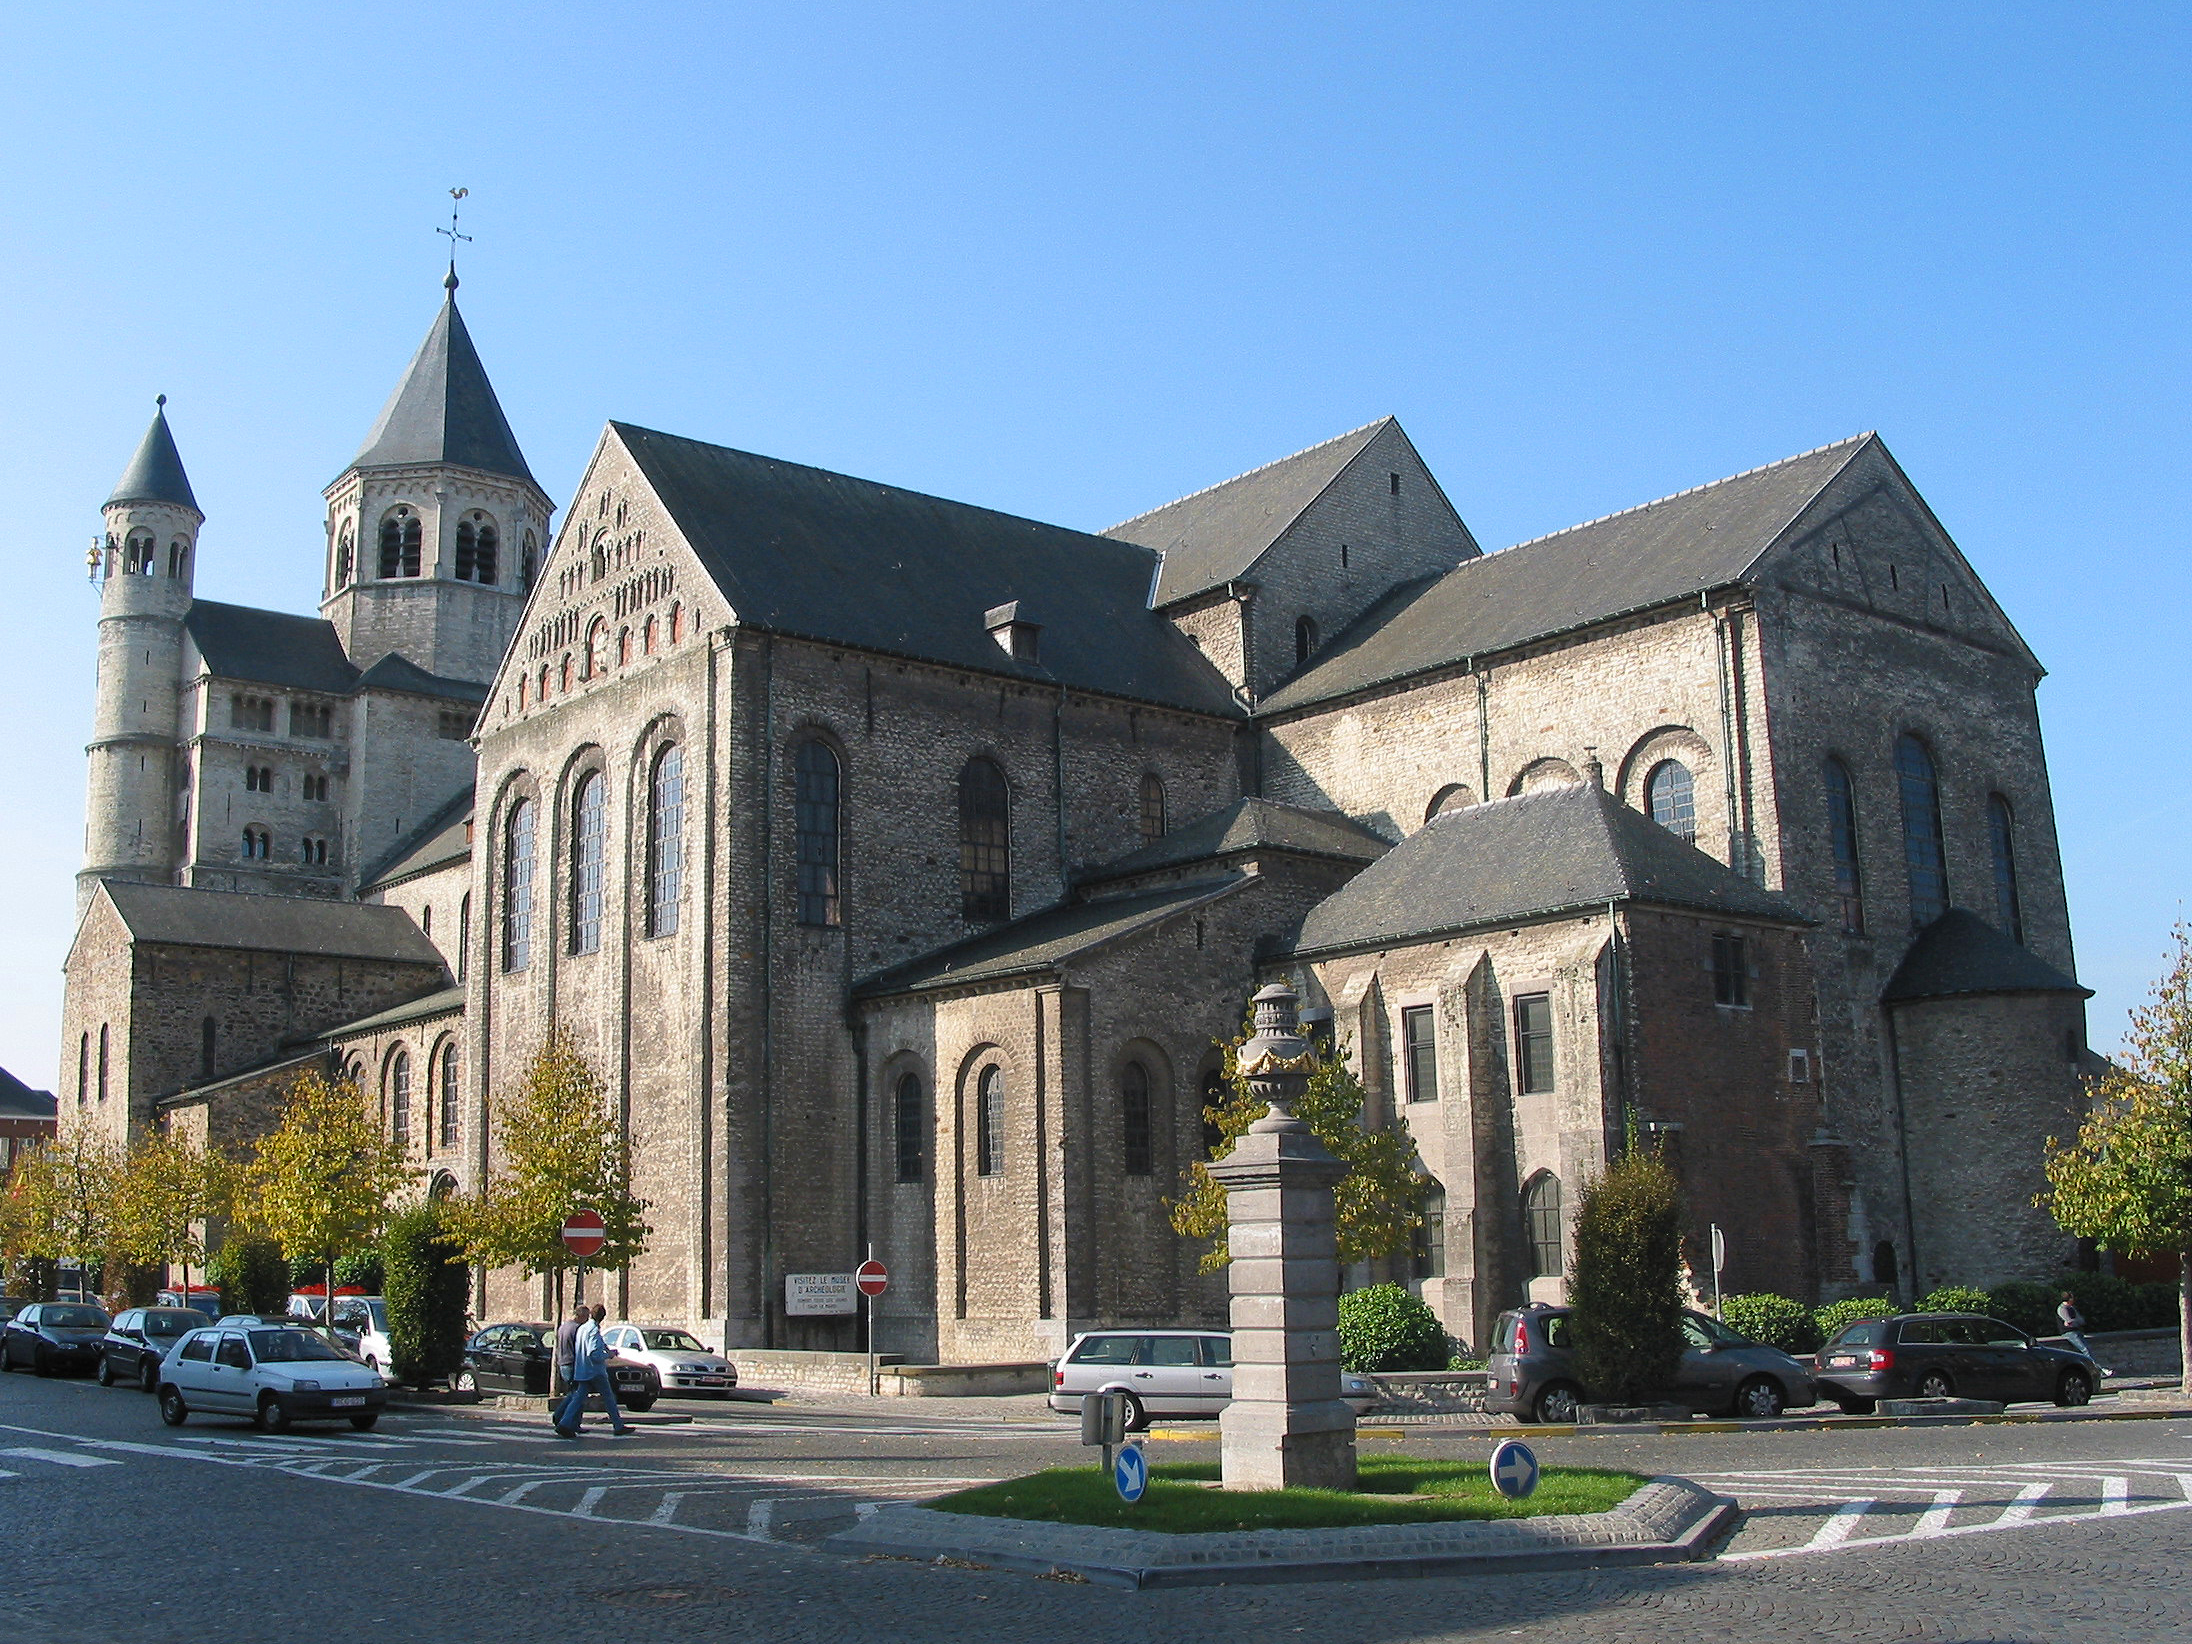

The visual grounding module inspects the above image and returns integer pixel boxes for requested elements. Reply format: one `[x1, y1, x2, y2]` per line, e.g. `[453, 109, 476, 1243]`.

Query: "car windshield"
[1069, 1335, 1141, 1365]
[1828, 1321, 1885, 1349]
[247, 1329, 349, 1363]
[1685, 1313, 1753, 1348]
[42, 1306, 109, 1331]
[642, 1331, 707, 1352]
[145, 1312, 207, 1337]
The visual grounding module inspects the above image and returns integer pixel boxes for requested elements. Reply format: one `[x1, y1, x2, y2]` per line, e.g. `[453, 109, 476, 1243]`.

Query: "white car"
[290, 1294, 400, 1385]
[159, 1322, 390, 1433]
[601, 1325, 739, 1397]
[1047, 1329, 1381, 1430]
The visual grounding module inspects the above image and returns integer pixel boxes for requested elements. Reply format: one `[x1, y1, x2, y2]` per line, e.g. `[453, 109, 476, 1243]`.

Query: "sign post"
[1709, 1223, 1727, 1317]
[856, 1254, 889, 1396]
[560, 1211, 609, 1397]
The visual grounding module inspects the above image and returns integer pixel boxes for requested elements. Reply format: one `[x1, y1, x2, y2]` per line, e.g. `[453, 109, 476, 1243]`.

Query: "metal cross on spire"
[437, 186, 472, 290]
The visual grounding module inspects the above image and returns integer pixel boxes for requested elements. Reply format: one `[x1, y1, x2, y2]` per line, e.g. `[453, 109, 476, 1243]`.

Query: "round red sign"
[562, 1209, 607, 1258]
[855, 1259, 889, 1297]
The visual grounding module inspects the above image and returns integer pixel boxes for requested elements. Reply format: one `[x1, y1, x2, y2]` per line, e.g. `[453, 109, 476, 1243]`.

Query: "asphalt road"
[4, 1370, 2189, 1643]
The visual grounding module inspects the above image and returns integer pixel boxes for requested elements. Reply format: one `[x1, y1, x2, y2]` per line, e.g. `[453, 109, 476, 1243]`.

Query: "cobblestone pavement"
[6, 1372, 2189, 1644]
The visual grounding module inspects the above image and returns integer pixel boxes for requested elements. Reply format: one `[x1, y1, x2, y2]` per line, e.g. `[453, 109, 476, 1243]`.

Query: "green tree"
[242, 1069, 412, 1317]
[110, 1131, 229, 1307]
[1169, 1022, 1423, 1272]
[207, 1231, 291, 1314]
[2041, 923, 2192, 1394]
[381, 1201, 472, 1387]
[1337, 1282, 1450, 1371]
[1, 1129, 122, 1297]
[447, 1029, 649, 1317]
[1568, 1144, 1688, 1406]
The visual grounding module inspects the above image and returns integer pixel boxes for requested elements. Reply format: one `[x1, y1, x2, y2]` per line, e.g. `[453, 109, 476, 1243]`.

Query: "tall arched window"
[584, 618, 608, 680]
[438, 1044, 460, 1149]
[1121, 1061, 1152, 1176]
[521, 531, 538, 591]
[1413, 1183, 1447, 1279]
[1824, 757, 1865, 935]
[958, 757, 1011, 923]
[895, 1072, 924, 1183]
[570, 772, 606, 955]
[97, 1024, 109, 1102]
[503, 798, 536, 972]
[647, 745, 685, 937]
[378, 510, 422, 578]
[1137, 775, 1166, 845]
[1523, 1173, 1565, 1279]
[1646, 760, 1696, 842]
[475, 523, 498, 583]
[200, 1017, 216, 1081]
[1895, 733, 1948, 929]
[976, 1066, 1005, 1176]
[794, 740, 842, 927]
[457, 892, 471, 981]
[643, 615, 659, 655]
[389, 1051, 411, 1146]
[455, 520, 480, 581]
[1295, 614, 1319, 663]
[77, 1032, 89, 1106]
[334, 526, 353, 589]
[1988, 794, 2023, 944]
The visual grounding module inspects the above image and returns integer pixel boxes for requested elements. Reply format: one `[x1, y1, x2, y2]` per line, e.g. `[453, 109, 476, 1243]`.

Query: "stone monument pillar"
[1208, 981, 1358, 1491]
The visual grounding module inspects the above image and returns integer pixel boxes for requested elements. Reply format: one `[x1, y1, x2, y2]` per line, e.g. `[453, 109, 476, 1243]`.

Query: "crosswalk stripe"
[1994, 1482, 2050, 1525]
[649, 1492, 686, 1525]
[572, 1486, 607, 1518]
[1806, 1499, 1874, 1547]
[1914, 1489, 1961, 1536]
[0, 1446, 122, 1468]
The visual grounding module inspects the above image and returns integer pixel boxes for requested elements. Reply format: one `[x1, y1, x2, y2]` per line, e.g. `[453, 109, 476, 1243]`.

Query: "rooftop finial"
[436, 186, 471, 291]
[155, 393, 167, 409]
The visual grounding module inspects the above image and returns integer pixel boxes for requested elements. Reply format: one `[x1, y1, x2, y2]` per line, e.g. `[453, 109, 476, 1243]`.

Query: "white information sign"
[784, 1272, 857, 1317]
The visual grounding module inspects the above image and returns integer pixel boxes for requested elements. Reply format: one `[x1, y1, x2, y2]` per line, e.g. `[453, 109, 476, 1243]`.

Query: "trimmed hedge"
[1814, 1296, 1896, 1343]
[381, 1203, 471, 1387]
[1919, 1285, 1994, 1316]
[1721, 1293, 1822, 1354]
[1338, 1283, 1451, 1372]
[1568, 1148, 1687, 1404]
[334, 1250, 386, 1294]
[211, 1233, 291, 1314]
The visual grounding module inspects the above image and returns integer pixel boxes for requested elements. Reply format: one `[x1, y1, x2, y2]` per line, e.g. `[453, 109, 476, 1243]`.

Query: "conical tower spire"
[347, 284, 537, 486]
[106, 396, 199, 512]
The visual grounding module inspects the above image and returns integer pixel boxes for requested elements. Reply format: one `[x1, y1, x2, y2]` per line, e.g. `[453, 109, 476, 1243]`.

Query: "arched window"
[1201, 1068, 1228, 1159]
[643, 615, 659, 655]
[617, 627, 632, 666]
[200, 1016, 216, 1081]
[1646, 760, 1696, 843]
[1295, 614, 1319, 663]
[560, 656, 572, 693]
[584, 618, 607, 680]
[1523, 1173, 1564, 1279]
[98, 1024, 109, 1102]
[1988, 795, 2023, 944]
[570, 772, 605, 955]
[126, 530, 154, 575]
[1824, 757, 1865, 935]
[389, 1051, 411, 1146]
[475, 523, 498, 583]
[1137, 775, 1165, 845]
[77, 1032, 88, 1106]
[1895, 734, 1947, 929]
[1121, 1061, 1152, 1176]
[794, 740, 841, 927]
[958, 757, 1011, 923]
[1425, 783, 1475, 822]
[168, 539, 188, 578]
[538, 665, 551, 701]
[378, 510, 422, 578]
[521, 531, 538, 591]
[1872, 1240, 1898, 1287]
[669, 602, 683, 644]
[975, 1066, 1005, 1176]
[894, 1072, 924, 1183]
[647, 745, 684, 937]
[1413, 1183, 1447, 1280]
[455, 520, 479, 581]
[503, 798, 536, 972]
[438, 1044, 460, 1149]
[457, 893, 471, 981]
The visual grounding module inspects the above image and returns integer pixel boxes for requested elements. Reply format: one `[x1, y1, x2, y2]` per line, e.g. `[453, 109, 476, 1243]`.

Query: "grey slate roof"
[351, 652, 489, 703]
[0, 1066, 57, 1121]
[614, 424, 1238, 716]
[1105, 419, 1392, 607]
[185, 602, 359, 693]
[1261, 435, 1873, 714]
[1080, 798, 1390, 886]
[99, 881, 443, 966]
[308, 985, 466, 1042]
[349, 288, 538, 487]
[107, 402, 198, 511]
[1882, 909, 2088, 1003]
[852, 878, 1250, 1000]
[359, 788, 474, 891]
[1292, 783, 1807, 956]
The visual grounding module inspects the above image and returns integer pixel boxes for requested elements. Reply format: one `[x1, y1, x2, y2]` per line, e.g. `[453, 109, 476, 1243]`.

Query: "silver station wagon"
[1048, 1328, 1379, 1430]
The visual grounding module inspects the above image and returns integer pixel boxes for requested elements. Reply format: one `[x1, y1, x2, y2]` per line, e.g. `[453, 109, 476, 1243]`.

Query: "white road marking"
[1913, 1490, 1961, 1536]
[496, 1480, 549, 1505]
[648, 1492, 686, 1525]
[2103, 1476, 2130, 1515]
[1994, 1482, 2051, 1525]
[438, 1475, 494, 1497]
[571, 1486, 607, 1518]
[1806, 1499, 1874, 1547]
[0, 1446, 122, 1468]
[747, 1499, 775, 1538]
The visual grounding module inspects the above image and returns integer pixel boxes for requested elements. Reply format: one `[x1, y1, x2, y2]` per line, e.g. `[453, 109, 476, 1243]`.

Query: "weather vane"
[437, 187, 472, 285]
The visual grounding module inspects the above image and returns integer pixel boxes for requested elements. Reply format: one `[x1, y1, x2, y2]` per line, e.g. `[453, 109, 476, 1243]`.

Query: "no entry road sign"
[856, 1259, 889, 1297]
[561, 1210, 607, 1259]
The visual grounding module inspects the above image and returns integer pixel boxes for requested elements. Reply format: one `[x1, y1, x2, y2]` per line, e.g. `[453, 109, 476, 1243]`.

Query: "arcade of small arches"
[109, 527, 192, 581]
[328, 506, 539, 593]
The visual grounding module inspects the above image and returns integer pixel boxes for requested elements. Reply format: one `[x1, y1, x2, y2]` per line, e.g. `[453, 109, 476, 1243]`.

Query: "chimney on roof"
[1581, 747, 1605, 789]
[984, 600, 1042, 663]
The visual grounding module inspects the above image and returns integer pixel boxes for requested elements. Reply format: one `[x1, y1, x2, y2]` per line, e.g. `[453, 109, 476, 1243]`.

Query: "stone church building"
[61, 276, 2092, 1361]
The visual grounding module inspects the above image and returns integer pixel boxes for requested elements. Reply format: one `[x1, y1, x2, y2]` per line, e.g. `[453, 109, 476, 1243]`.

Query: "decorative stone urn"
[1206, 980, 1358, 1491]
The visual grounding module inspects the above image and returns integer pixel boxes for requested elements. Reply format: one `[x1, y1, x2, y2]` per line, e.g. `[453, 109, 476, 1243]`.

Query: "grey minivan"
[1486, 1304, 1817, 1423]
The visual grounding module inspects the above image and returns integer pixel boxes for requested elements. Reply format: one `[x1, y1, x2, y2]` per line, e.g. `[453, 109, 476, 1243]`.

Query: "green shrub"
[1337, 1283, 1450, 1372]
[1986, 1281, 2059, 1336]
[1569, 1148, 1687, 1404]
[1721, 1293, 1822, 1354]
[2134, 1281, 2180, 1330]
[1813, 1296, 1895, 1344]
[1919, 1285, 1993, 1316]
[334, 1249, 386, 1294]
[210, 1232, 291, 1314]
[380, 1203, 471, 1387]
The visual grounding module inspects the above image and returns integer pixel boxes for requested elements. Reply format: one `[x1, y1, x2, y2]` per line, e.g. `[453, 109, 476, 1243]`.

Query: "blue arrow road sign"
[1114, 1442, 1148, 1503]
[1489, 1438, 1539, 1500]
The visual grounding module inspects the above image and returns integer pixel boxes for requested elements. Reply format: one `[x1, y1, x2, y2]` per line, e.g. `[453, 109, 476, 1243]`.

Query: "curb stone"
[824, 1476, 1735, 1589]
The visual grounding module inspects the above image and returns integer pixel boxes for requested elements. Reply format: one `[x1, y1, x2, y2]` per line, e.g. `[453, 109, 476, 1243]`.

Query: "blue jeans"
[554, 1370, 624, 1432]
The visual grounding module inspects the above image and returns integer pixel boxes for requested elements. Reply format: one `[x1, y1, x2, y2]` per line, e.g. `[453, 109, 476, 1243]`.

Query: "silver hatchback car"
[1048, 1328, 1380, 1429]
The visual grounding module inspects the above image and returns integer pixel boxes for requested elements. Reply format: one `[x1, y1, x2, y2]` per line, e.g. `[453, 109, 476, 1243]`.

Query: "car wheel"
[158, 1387, 188, 1427]
[623, 1393, 656, 1413]
[1832, 1395, 1877, 1415]
[1733, 1377, 1787, 1419]
[349, 1412, 380, 1431]
[139, 1361, 159, 1394]
[1916, 1370, 1955, 1399]
[1112, 1391, 1147, 1432]
[255, 1394, 293, 1434]
[1533, 1382, 1584, 1425]
[2055, 1369, 2093, 1408]
[451, 1368, 478, 1394]
[96, 1357, 117, 1387]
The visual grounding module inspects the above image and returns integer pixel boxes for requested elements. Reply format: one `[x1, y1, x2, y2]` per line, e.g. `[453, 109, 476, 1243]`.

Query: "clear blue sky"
[3, 4, 2185, 1089]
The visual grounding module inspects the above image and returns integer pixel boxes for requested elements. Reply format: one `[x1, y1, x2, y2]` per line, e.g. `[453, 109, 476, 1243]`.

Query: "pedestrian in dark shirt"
[551, 1304, 587, 1435]
[2057, 1292, 2094, 1361]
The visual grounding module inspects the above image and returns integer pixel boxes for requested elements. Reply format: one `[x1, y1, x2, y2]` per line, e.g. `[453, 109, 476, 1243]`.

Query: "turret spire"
[345, 280, 537, 486]
[106, 397, 199, 512]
